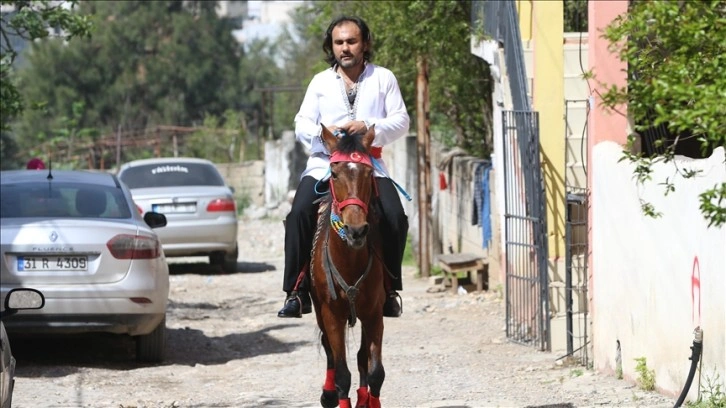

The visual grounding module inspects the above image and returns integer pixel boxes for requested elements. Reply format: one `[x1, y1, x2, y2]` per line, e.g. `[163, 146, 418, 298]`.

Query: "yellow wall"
[532, 1, 565, 258]
[516, 0, 533, 42]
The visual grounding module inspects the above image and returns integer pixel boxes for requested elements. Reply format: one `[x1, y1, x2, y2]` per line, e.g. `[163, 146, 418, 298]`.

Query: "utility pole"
[255, 85, 305, 142]
[416, 56, 432, 278]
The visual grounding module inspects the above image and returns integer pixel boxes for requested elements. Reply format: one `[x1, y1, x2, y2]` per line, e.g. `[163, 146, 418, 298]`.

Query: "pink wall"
[587, 0, 628, 146]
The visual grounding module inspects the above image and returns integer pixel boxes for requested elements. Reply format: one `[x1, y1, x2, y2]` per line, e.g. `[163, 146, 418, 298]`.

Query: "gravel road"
[7, 207, 674, 408]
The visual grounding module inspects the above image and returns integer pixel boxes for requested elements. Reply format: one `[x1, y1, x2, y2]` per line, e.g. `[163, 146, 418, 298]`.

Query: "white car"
[1, 288, 45, 408]
[0, 170, 169, 362]
[117, 158, 239, 273]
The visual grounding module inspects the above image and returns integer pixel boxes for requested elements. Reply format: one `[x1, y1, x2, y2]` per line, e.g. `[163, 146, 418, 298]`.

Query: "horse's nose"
[344, 223, 369, 241]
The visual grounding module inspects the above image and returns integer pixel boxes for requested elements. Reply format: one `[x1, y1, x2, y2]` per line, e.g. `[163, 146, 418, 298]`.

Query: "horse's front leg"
[355, 329, 369, 408]
[319, 331, 338, 408]
[317, 308, 352, 408]
[362, 318, 384, 408]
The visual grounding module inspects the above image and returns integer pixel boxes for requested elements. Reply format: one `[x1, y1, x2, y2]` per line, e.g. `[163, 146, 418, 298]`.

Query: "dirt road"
[8, 212, 673, 407]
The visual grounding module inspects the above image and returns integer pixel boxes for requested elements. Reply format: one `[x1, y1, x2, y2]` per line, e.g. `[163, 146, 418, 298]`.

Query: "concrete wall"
[433, 152, 499, 289]
[592, 143, 726, 399]
[264, 130, 307, 208]
[216, 161, 265, 207]
[588, 0, 725, 399]
[384, 134, 499, 289]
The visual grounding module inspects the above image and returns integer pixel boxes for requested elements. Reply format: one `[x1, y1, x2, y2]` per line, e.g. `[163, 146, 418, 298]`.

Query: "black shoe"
[277, 291, 312, 318]
[383, 291, 402, 318]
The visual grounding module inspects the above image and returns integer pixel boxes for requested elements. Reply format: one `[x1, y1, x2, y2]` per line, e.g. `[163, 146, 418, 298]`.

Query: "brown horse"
[310, 125, 386, 408]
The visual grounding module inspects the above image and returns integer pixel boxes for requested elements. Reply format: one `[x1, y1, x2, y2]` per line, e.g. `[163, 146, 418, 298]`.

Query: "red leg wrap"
[339, 398, 352, 408]
[355, 387, 369, 408]
[323, 368, 335, 391]
[368, 395, 381, 408]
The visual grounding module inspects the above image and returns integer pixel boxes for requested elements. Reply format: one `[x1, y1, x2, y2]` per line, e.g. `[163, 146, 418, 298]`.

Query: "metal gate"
[502, 110, 550, 351]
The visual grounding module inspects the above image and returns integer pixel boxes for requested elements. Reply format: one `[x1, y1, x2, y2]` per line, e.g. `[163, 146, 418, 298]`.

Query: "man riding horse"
[277, 15, 410, 319]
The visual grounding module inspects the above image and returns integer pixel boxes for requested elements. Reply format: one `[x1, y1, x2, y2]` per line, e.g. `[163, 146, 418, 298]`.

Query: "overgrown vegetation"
[570, 368, 584, 378]
[634, 357, 656, 391]
[563, 0, 588, 32]
[234, 191, 251, 216]
[402, 234, 415, 267]
[686, 372, 726, 408]
[1, 0, 92, 168]
[599, 0, 726, 227]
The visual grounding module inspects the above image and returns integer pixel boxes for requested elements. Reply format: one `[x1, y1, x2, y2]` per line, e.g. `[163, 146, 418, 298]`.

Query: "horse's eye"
[330, 171, 338, 180]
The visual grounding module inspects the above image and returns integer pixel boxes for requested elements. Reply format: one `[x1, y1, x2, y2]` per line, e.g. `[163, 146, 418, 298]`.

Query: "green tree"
[564, 0, 588, 32]
[12, 1, 242, 166]
[0, 0, 92, 169]
[184, 110, 246, 163]
[287, 1, 493, 157]
[600, 0, 726, 227]
[237, 38, 293, 150]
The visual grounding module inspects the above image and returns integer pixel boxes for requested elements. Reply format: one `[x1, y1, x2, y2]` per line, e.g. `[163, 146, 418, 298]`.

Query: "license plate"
[152, 203, 196, 213]
[17, 256, 88, 271]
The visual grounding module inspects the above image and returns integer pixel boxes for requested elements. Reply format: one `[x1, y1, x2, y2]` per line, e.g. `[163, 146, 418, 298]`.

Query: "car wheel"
[210, 244, 238, 274]
[136, 317, 166, 363]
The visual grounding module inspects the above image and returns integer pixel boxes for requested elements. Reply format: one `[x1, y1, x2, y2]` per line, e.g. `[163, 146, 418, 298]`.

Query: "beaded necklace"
[338, 67, 362, 120]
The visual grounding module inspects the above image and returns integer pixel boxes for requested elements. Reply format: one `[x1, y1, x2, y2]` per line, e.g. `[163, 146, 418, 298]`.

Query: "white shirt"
[294, 62, 410, 180]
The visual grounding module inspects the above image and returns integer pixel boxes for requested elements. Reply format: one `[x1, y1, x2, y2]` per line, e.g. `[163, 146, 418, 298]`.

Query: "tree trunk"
[416, 55, 432, 278]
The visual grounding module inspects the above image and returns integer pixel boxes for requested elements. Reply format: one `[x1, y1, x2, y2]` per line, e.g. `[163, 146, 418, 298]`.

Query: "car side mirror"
[2, 288, 45, 319]
[144, 211, 167, 228]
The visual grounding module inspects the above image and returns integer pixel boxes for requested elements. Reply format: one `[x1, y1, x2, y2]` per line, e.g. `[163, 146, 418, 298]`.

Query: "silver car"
[0, 170, 169, 362]
[1, 288, 45, 408]
[117, 158, 239, 273]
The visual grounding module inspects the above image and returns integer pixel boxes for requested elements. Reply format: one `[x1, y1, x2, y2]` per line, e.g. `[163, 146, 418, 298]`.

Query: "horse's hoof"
[320, 389, 338, 408]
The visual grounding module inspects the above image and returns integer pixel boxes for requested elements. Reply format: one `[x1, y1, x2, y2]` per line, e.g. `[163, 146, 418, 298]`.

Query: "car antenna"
[47, 156, 53, 180]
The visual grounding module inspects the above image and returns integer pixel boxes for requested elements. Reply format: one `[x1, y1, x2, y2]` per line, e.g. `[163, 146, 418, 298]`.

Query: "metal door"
[502, 110, 549, 350]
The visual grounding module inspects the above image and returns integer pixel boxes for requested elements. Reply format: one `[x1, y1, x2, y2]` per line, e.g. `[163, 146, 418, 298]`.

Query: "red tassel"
[439, 172, 448, 189]
[355, 387, 369, 408]
[339, 398, 352, 408]
[368, 395, 381, 408]
[323, 368, 335, 391]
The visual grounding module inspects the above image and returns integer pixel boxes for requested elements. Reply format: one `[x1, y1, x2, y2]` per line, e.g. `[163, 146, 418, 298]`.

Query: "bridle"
[328, 150, 378, 215]
[322, 149, 378, 327]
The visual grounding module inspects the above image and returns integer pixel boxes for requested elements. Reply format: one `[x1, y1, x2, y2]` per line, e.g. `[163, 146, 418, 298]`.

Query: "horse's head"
[320, 124, 376, 249]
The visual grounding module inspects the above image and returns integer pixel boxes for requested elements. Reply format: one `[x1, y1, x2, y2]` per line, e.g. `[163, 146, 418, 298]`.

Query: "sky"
[236, 1, 304, 44]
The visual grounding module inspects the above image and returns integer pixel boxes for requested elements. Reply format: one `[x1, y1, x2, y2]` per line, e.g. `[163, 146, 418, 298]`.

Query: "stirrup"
[383, 291, 402, 317]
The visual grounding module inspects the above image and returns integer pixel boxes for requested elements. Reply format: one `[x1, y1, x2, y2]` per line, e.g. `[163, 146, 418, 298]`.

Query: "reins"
[322, 223, 374, 327]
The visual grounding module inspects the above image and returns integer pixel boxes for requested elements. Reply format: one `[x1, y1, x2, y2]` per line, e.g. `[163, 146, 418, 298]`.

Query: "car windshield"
[0, 182, 133, 219]
[120, 162, 225, 189]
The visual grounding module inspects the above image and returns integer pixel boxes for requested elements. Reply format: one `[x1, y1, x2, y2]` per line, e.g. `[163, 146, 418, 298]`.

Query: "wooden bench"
[436, 253, 489, 294]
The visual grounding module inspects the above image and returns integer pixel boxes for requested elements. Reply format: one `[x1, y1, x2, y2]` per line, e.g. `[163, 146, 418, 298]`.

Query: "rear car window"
[119, 163, 225, 189]
[0, 182, 133, 219]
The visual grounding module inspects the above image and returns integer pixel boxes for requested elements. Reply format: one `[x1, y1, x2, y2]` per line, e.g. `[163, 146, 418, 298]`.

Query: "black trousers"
[283, 175, 408, 293]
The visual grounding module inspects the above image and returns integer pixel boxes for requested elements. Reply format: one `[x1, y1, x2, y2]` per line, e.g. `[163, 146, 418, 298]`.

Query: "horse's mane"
[335, 134, 368, 155]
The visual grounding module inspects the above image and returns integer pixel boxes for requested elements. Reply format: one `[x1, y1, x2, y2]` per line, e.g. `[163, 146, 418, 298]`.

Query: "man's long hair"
[322, 15, 373, 67]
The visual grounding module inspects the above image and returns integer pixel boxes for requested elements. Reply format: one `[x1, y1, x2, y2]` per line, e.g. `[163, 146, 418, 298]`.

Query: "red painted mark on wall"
[691, 256, 701, 326]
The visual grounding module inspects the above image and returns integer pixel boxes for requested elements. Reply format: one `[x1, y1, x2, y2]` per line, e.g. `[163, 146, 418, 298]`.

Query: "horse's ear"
[362, 125, 375, 152]
[320, 124, 338, 153]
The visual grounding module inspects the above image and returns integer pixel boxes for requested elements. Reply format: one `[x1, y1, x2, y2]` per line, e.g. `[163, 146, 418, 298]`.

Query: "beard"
[337, 54, 362, 69]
